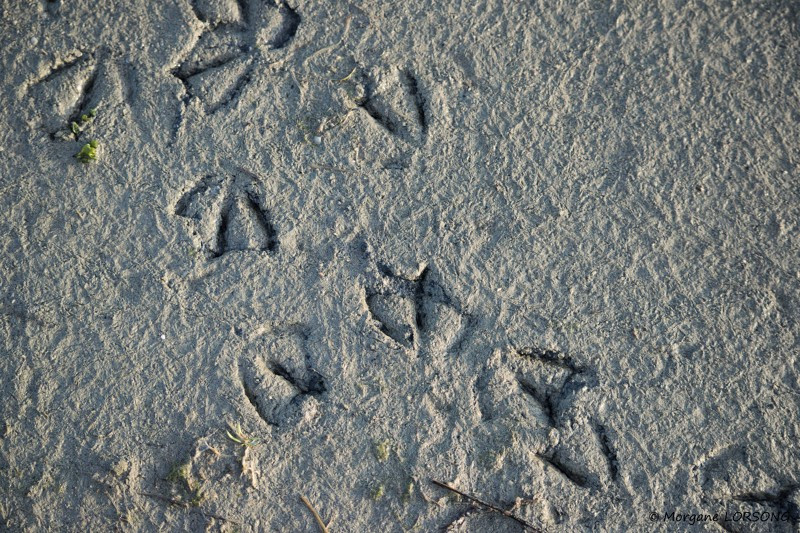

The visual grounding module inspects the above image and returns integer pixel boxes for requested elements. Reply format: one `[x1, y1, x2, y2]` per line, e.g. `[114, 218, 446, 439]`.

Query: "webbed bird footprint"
[695, 444, 800, 531]
[171, 0, 300, 117]
[174, 170, 278, 259]
[364, 262, 467, 354]
[239, 334, 326, 428]
[473, 348, 609, 491]
[355, 68, 428, 147]
[27, 50, 127, 139]
[512, 346, 592, 428]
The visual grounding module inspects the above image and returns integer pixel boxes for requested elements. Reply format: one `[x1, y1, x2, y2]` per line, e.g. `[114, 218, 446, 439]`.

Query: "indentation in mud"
[732, 486, 800, 525]
[517, 346, 583, 374]
[238, 331, 326, 427]
[170, 27, 251, 117]
[33, 54, 89, 86]
[536, 450, 595, 490]
[474, 347, 608, 491]
[362, 257, 469, 355]
[269, 2, 301, 49]
[513, 346, 593, 428]
[355, 68, 429, 147]
[171, 0, 300, 125]
[174, 175, 221, 220]
[175, 170, 278, 259]
[518, 377, 557, 427]
[695, 444, 800, 530]
[212, 188, 277, 257]
[189, 0, 245, 25]
[365, 293, 415, 348]
[593, 421, 619, 481]
[28, 51, 125, 139]
[401, 70, 427, 132]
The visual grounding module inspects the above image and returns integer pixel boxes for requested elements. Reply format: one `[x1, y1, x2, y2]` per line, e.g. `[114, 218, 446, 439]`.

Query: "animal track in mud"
[27, 50, 131, 139]
[175, 169, 278, 259]
[171, 0, 300, 122]
[732, 486, 800, 528]
[592, 421, 619, 482]
[353, 68, 428, 166]
[514, 346, 591, 428]
[238, 330, 326, 427]
[536, 450, 595, 489]
[696, 445, 800, 530]
[474, 347, 610, 491]
[711, 485, 800, 533]
[364, 261, 468, 355]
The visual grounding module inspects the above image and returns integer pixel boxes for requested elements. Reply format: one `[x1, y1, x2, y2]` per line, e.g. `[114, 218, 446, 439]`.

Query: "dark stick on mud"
[429, 479, 544, 532]
[299, 494, 330, 533]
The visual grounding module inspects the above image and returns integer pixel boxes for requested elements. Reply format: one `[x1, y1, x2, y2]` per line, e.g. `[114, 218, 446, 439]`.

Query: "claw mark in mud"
[355, 69, 429, 147]
[363, 258, 468, 354]
[171, 0, 300, 127]
[238, 331, 326, 427]
[536, 451, 593, 490]
[593, 422, 619, 481]
[174, 169, 278, 259]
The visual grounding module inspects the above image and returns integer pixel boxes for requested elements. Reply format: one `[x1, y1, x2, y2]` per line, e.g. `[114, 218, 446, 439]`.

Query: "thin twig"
[300, 494, 330, 533]
[429, 480, 544, 533]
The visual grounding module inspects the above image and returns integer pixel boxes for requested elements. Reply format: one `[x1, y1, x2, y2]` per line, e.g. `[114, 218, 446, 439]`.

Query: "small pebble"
[312, 136, 322, 145]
